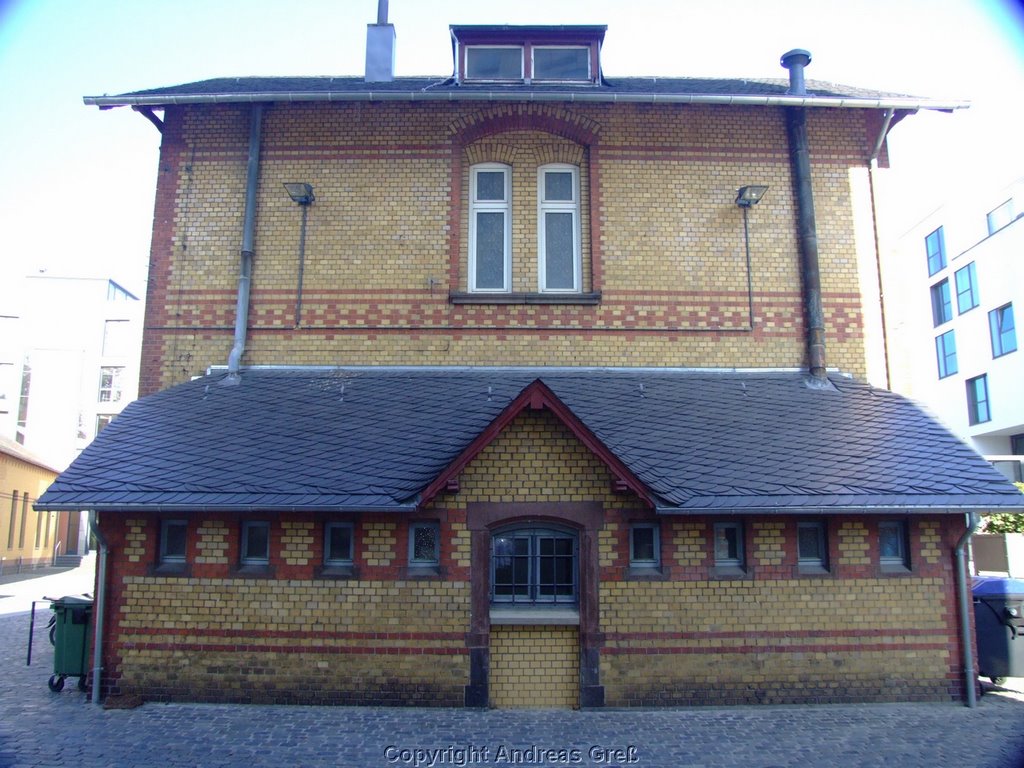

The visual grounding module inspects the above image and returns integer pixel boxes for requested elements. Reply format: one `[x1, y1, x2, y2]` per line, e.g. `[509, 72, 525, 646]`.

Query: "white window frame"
[797, 521, 828, 570]
[878, 520, 909, 569]
[324, 522, 354, 566]
[98, 366, 124, 403]
[531, 46, 591, 82]
[537, 164, 581, 293]
[160, 519, 188, 565]
[629, 523, 660, 569]
[409, 521, 440, 567]
[241, 521, 271, 566]
[469, 164, 512, 293]
[713, 521, 745, 568]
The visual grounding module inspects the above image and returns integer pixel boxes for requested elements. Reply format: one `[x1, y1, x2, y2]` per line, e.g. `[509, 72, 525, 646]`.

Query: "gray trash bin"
[973, 577, 1024, 684]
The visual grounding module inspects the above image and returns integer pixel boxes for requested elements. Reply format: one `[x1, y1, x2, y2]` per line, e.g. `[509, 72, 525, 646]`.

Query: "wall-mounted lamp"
[735, 184, 769, 329]
[285, 183, 315, 326]
[735, 185, 769, 208]
[284, 182, 315, 206]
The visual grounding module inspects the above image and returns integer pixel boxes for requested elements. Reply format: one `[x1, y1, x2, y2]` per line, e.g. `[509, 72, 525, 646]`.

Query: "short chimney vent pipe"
[781, 49, 812, 95]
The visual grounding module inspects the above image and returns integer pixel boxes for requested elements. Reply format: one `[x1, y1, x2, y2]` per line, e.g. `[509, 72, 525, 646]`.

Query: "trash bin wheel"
[77, 676, 88, 692]
[48, 675, 65, 692]
[991, 676, 1007, 686]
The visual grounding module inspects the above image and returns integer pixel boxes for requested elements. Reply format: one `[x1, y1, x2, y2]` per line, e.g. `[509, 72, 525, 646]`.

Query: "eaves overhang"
[83, 89, 969, 111]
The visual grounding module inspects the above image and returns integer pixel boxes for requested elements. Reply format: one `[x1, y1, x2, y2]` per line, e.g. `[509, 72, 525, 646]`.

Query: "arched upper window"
[490, 526, 578, 604]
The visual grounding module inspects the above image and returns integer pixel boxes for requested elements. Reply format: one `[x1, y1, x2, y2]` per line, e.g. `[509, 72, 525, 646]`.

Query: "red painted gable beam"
[419, 378, 655, 508]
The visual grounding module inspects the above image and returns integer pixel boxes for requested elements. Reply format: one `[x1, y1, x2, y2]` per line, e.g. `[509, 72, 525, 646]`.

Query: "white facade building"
[885, 177, 1023, 482]
[0, 275, 143, 471]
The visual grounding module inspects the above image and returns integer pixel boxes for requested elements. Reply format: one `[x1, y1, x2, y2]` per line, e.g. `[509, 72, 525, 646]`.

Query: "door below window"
[489, 625, 579, 708]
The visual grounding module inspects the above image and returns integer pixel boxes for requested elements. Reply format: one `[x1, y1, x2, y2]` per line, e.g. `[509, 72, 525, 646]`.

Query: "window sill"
[316, 565, 357, 580]
[797, 564, 831, 577]
[709, 565, 749, 580]
[880, 563, 912, 576]
[449, 291, 601, 305]
[401, 565, 443, 579]
[490, 605, 580, 625]
[626, 565, 667, 581]
[151, 562, 190, 577]
[229, 564, 276, 579]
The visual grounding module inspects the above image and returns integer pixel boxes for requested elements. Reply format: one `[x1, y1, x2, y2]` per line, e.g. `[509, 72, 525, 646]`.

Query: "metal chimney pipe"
[780, 49, 827, 380]
[780, 49, 811, 95]
[377, 0, 388, 24]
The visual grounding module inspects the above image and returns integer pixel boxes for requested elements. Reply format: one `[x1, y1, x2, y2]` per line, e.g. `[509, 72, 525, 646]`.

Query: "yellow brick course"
[124, 518, 147, 564]
[490, 625, 579, 709]
[753, 521, 786, 566]
[837, 521, 870, 565]
[195, 520, 229, 564]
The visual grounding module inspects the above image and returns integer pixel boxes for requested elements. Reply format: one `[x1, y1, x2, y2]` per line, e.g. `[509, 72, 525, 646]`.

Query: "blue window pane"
[926, 227, 946, 276]
[967, 375, 991, 425]
[955, 262, 978, 314]
[931, 280, 952, 326]
[990, 304, 1017, 357]
[935, 331, 957, 378]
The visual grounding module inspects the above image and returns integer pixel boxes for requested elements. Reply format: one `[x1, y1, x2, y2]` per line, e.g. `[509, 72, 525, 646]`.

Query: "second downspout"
[223, 103, 265, 385]
[955, 511, 981, 708]
[781, 50, 827, 381]
[88, 511, 108, 705]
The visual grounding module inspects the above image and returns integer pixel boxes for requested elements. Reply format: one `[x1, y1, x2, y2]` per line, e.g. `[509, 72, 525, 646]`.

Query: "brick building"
[37, 21, 1024, 708]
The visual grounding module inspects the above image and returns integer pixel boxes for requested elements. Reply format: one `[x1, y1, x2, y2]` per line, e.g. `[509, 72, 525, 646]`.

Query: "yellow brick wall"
[837, 521, 870, 566]
[143, 100, 877, 392]
[600, 576, 956, 705]
[195, 520, 228, 564]
[490, 625, 579, 708]
[113, 577, 471, 705]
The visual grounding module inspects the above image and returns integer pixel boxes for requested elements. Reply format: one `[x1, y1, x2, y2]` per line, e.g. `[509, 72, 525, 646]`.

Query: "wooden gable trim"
[419, 378, 654, 508]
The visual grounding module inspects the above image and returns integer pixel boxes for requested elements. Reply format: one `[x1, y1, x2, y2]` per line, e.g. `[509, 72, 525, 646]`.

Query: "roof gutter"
[85, 90, 968, 111]
[34, 501, 421, 514]
[654, 504, 1024, 515]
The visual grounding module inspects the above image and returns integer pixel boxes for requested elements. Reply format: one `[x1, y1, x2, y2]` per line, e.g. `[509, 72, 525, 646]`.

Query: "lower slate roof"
[34, 367, 1024, 514]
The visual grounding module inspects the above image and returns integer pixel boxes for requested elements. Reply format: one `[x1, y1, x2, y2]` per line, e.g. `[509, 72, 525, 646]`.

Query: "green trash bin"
[48, 595, 93, 692]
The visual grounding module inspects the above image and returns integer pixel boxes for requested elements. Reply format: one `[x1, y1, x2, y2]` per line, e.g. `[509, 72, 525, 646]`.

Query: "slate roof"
[83, 75, 967, 111]
[35, 367, 1024, 515]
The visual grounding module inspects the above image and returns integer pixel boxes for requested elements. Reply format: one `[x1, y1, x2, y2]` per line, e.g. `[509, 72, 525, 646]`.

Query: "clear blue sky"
[1, 0, 1022, 295]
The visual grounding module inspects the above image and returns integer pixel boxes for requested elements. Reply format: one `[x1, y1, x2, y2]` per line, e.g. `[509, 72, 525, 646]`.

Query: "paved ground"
[2, 562, 1024, 768]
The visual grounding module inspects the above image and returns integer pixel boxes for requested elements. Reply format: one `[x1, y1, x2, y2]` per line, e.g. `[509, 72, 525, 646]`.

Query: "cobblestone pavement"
[2, 566, 1024, 768]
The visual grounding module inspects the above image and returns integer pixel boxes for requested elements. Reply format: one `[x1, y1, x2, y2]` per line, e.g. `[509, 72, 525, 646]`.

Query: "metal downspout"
[224, 103, 264, 384]
[955, 511, 981, 707]
[868, 108, 896, 390]
[88, 511, 108, 705]
[780, 50, 827, 380]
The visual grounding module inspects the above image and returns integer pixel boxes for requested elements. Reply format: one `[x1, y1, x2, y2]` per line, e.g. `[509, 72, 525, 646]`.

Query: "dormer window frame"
[453, 27, 604, 86]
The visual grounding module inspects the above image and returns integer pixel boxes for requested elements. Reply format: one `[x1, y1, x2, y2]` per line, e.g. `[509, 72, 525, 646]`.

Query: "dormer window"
[466, 47, 523, 81]
[533, 47, 590, 81]
[452, 25, 605, 85]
